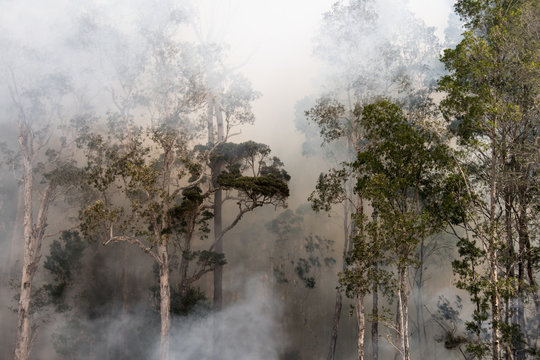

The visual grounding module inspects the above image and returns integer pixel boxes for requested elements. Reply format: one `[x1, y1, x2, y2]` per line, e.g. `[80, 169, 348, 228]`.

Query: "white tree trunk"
[401, 266, 410, 360]
[489, 129, 501, 360]
[14, 133, 35, 360]
[356, 293, 365, 360]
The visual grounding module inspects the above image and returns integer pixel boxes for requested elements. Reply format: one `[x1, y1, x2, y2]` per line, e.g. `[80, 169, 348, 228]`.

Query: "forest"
[0, 0, 538, 359]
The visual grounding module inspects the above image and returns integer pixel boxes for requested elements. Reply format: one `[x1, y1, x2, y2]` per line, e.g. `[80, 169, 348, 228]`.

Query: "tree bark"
[158, 241, 171, 360]
[356, 293, 365, 360]
[394, 298, 402, 360]
[327, 292, 343, 360]
[396, 265, 410, 360]
[14, 122, 43, 360]
[415, 237, 426, 357]
[213, 100, 225, 313]
[212, 101, 225, 360]
[14, 124, 34, 360]
[489, 130, 501, 360]
[14, 135, 54, 360]
[401, 266, 410, 360]
[327, 202, 350, 360]
[372, 270, 379, 360]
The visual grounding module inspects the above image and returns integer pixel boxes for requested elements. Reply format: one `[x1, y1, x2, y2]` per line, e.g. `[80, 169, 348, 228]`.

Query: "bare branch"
[105, 225, 161, 264]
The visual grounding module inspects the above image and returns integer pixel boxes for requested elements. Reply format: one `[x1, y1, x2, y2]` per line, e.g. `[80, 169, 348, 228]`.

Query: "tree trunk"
[213, 100, 225, 313]
[178, 234, 191, 301]
[356, 293, 365, 360]
[327, 292, 343, 360]
[14, 257, 36, 360]
[395, 263, 410, 360]
[14, 130, 35, 360]
[212, 101, 225, 360]
[327, 202, 351, 360]
[489, 133, 501, 360]
[213, 187, 223, 313]
[416, 238, 425, 356]
[372, 271, 379, 360]
[401, 266, 410, 360]
[158, 241, 171, 360]
[207, 100, 215, 145]
[517, 193, 540, 315]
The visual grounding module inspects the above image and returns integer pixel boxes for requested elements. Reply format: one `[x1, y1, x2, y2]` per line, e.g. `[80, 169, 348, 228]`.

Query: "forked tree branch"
[104, 225, 161, 264]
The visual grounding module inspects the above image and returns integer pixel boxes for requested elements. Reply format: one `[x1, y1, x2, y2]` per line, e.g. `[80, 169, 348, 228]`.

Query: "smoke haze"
[0, 0, 476, 359]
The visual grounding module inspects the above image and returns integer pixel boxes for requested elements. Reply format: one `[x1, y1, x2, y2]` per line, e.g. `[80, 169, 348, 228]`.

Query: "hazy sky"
[193, 0, 455, 202]
[192, 0, 454, 141]
[0, 0, 456, 204]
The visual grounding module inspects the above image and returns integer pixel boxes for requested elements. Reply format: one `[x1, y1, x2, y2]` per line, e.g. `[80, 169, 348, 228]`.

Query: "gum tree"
[351, 99, 461, 360]
[306, 1, 443, 357]
[439, 1, 540, 358]
[4, 63, 86, 360]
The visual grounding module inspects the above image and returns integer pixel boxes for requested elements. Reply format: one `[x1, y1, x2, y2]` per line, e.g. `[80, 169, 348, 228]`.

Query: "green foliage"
[308, 168, 349, 212]
[170, 287, 210, 317]
[293, 235, 336, 289]
[438, 0, 540, 357]
[266, 208, 335, 289]
[355, 99, 459, 254]
[265, 209, 303, 243]
[304, 98, 347, 144]
[41, 231, 86, 312]
[215, 141, 290, 202]
[52, 318, 97, 360]
[218, 170, 289, 200]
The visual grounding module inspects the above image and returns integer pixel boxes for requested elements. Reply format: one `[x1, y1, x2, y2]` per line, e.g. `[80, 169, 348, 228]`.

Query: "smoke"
[167, 275, 282, 360]
[0, 0, 462, 359]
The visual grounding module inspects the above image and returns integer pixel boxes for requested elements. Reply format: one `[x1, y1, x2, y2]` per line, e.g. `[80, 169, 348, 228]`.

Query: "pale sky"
[0, 0, 456, 204]
[191, 0, 456, 203]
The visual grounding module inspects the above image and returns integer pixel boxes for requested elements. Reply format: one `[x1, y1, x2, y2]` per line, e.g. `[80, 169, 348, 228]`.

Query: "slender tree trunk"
[178, 234, 191, 301]
[516, 187, 538, 355]
[212, 101, 225, 360]
[517, 193, 540, 315]
[158, 148, 174, 360]
[328, 292, 343, 360]
[356, 293, 365, 360]
[213, 187, 223, 312]
[327, 203, 350, 360]
[158, 241, 170, 360]
[14, 253, 35, 360]
[394, 294, 402, 360]
[207, 100, 215, 145]
[489, 133, 501, 360]
[213, 100, 225, 313]
[372, 277, 379, 360]
[416, 238, 425, 356]
[14, 131, 36, 360]
[396, 264, 410, 360]
[504, 190, 519, 360]
[401, 266, 410, 360]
